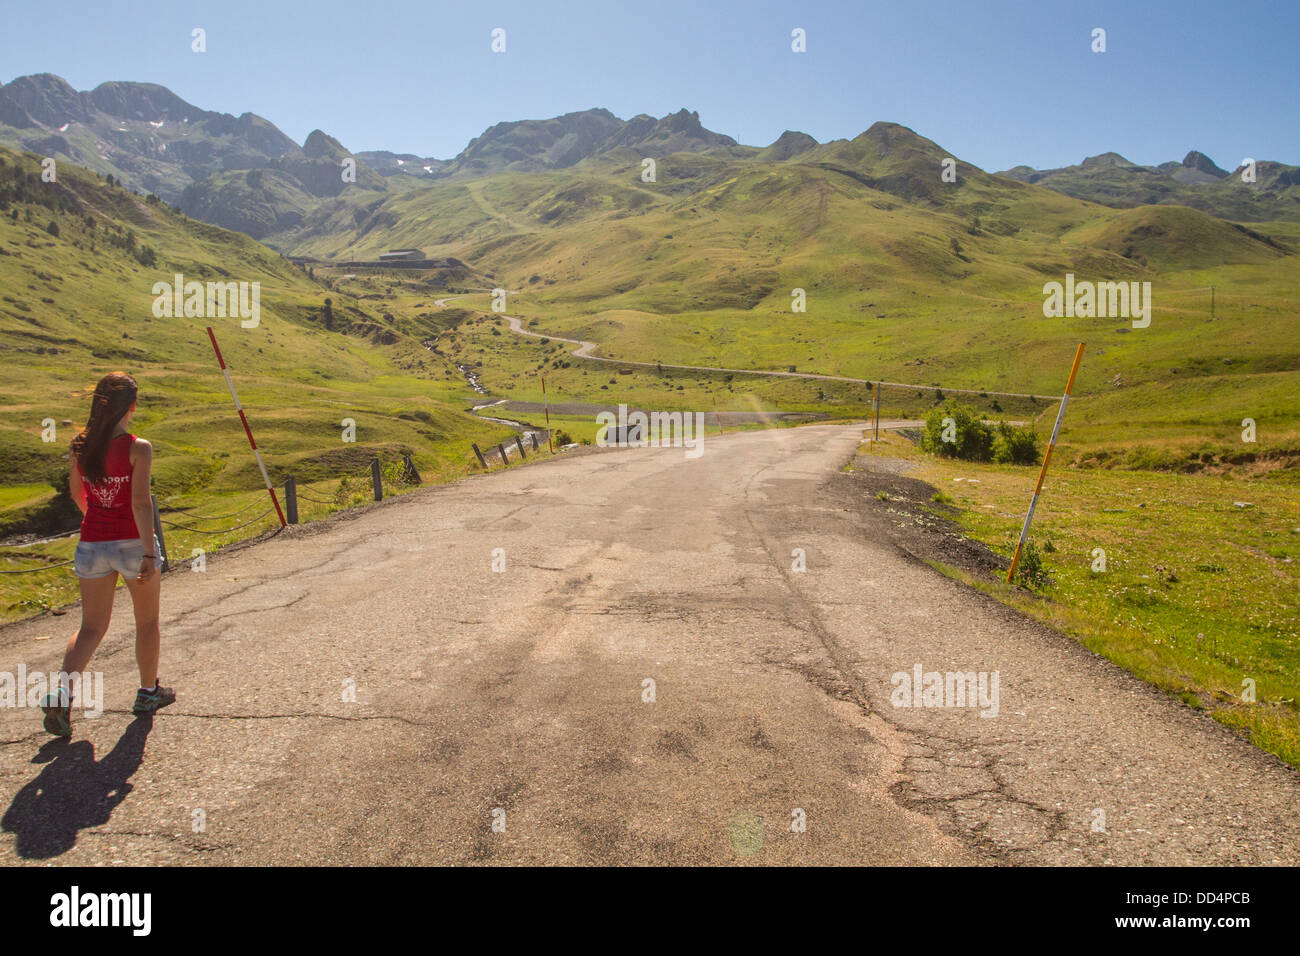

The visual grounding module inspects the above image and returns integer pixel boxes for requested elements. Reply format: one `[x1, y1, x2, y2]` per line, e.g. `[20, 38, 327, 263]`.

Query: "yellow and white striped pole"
[1007, 343, 1084, 584]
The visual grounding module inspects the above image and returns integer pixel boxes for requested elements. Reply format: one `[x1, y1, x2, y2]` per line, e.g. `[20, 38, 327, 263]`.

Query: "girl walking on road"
[40, 371, 175, 736]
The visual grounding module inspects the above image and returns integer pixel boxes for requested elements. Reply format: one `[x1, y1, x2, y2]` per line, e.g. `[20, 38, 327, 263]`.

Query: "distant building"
[378, 249, 426, 262]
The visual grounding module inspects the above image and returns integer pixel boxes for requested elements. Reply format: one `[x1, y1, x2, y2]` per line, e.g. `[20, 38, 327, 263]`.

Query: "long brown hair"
[72, 372, 138, 484]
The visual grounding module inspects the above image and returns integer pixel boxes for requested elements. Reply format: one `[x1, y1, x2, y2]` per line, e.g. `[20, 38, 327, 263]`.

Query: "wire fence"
[3, 431, 559, 584]
[0, 452, 428, 579]
[160, 508, 276, 535]
[0, 558, 75, 575]
[294, 490, 338, 506]
[167, 498, 266, 521]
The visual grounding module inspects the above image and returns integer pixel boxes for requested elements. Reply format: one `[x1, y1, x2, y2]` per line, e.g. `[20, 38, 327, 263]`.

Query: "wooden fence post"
[542, 375, 553, 452]
[285, 476, 299, 524]
[403, 453, 422, 484]
[497, 442, 508, 465]
[150, 494, 170, 572]
[472, 443, 489, 469]
[514, 435, 527, 460]
[873, 382, 881, 441]
[371, 459, 383, 501]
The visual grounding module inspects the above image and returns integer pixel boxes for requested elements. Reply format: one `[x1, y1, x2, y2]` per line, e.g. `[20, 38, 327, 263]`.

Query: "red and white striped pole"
[541, 375, 553, 453]
[206, 326, 287, 527]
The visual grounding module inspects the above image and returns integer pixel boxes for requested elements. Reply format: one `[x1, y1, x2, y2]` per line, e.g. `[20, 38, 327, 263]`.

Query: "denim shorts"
[74, 537, 159, 579]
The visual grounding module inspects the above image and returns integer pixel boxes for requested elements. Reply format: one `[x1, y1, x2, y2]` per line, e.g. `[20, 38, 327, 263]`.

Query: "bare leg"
[62, 573, 118, 678]
[123, 571, 161, 688]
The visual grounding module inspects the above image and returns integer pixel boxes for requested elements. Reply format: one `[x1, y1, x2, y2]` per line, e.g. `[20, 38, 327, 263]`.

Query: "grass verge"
[864, 429, 1300, 769]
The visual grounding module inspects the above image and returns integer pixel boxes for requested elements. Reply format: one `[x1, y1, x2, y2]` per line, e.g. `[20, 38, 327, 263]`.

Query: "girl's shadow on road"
[2, 717, 152, 859]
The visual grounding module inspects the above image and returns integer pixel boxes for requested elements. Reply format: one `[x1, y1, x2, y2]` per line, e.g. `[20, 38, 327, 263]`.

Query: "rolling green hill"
[253, 123, 1297, 451]
[0, 142, 522, 617]
[12, 84, 1282, 467]
[1062, 205, 1289, 270]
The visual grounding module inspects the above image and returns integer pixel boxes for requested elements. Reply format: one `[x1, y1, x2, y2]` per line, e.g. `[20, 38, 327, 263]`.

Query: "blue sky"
[3, 0, 1296, 171]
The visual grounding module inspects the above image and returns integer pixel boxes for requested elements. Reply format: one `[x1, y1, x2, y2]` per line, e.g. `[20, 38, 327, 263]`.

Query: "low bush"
[920, 401, 1041, 465]
[1015, 539, 1050, 589]
[920, 401, 994, 461]
[993, 421, 1041, 464]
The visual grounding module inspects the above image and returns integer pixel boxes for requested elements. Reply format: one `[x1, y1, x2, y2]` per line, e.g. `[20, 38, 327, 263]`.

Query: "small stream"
[456, 363, 486, 394]
[450, 357, 545, 440]
[471, 399, 546, 440]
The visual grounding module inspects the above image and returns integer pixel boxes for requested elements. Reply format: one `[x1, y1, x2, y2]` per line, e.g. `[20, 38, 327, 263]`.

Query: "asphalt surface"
[1, 423, 1297, 865]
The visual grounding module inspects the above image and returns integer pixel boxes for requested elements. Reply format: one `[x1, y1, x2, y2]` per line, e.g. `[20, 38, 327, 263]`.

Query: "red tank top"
[79, 433, 141, 542]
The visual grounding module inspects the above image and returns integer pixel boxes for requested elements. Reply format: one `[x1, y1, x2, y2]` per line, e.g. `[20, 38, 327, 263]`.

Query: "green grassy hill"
[0, 144, 522, 618]
[254, 127, 1298, 461]
[1062, 205, 1289, 269]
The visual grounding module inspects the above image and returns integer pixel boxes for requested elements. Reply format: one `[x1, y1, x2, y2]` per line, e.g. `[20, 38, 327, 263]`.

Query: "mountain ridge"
[2, 73, 1297, 239]
[999, 149, 1299, 220]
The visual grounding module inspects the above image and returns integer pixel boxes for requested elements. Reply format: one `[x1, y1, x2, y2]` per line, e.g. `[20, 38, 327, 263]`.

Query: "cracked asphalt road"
[1, 423, 1297, 864]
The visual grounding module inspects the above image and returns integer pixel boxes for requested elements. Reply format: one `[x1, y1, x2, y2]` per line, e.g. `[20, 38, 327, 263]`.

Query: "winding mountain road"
[502, 313, 1048, 399]
[432, 296, 1045, 400]
[1, 424, 1296, 864]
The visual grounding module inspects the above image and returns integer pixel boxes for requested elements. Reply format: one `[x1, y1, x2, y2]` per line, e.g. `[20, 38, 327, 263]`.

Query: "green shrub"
[920, 401, 994, 461]
[381, 457, 419, 490]
[332, 474, 367, 507]
[921, 401, 1041, 465]
[993, 421, 1042, 464]
[1015, 539, 1050, 588]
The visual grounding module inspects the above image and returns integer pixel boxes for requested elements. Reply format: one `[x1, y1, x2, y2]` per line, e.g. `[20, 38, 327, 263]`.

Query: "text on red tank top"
[81, 433, 139, 542]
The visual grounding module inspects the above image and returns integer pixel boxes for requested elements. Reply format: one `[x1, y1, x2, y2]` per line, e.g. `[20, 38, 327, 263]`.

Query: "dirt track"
[501, 314, 1044, 400]
[1, 424, 1297, 864]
